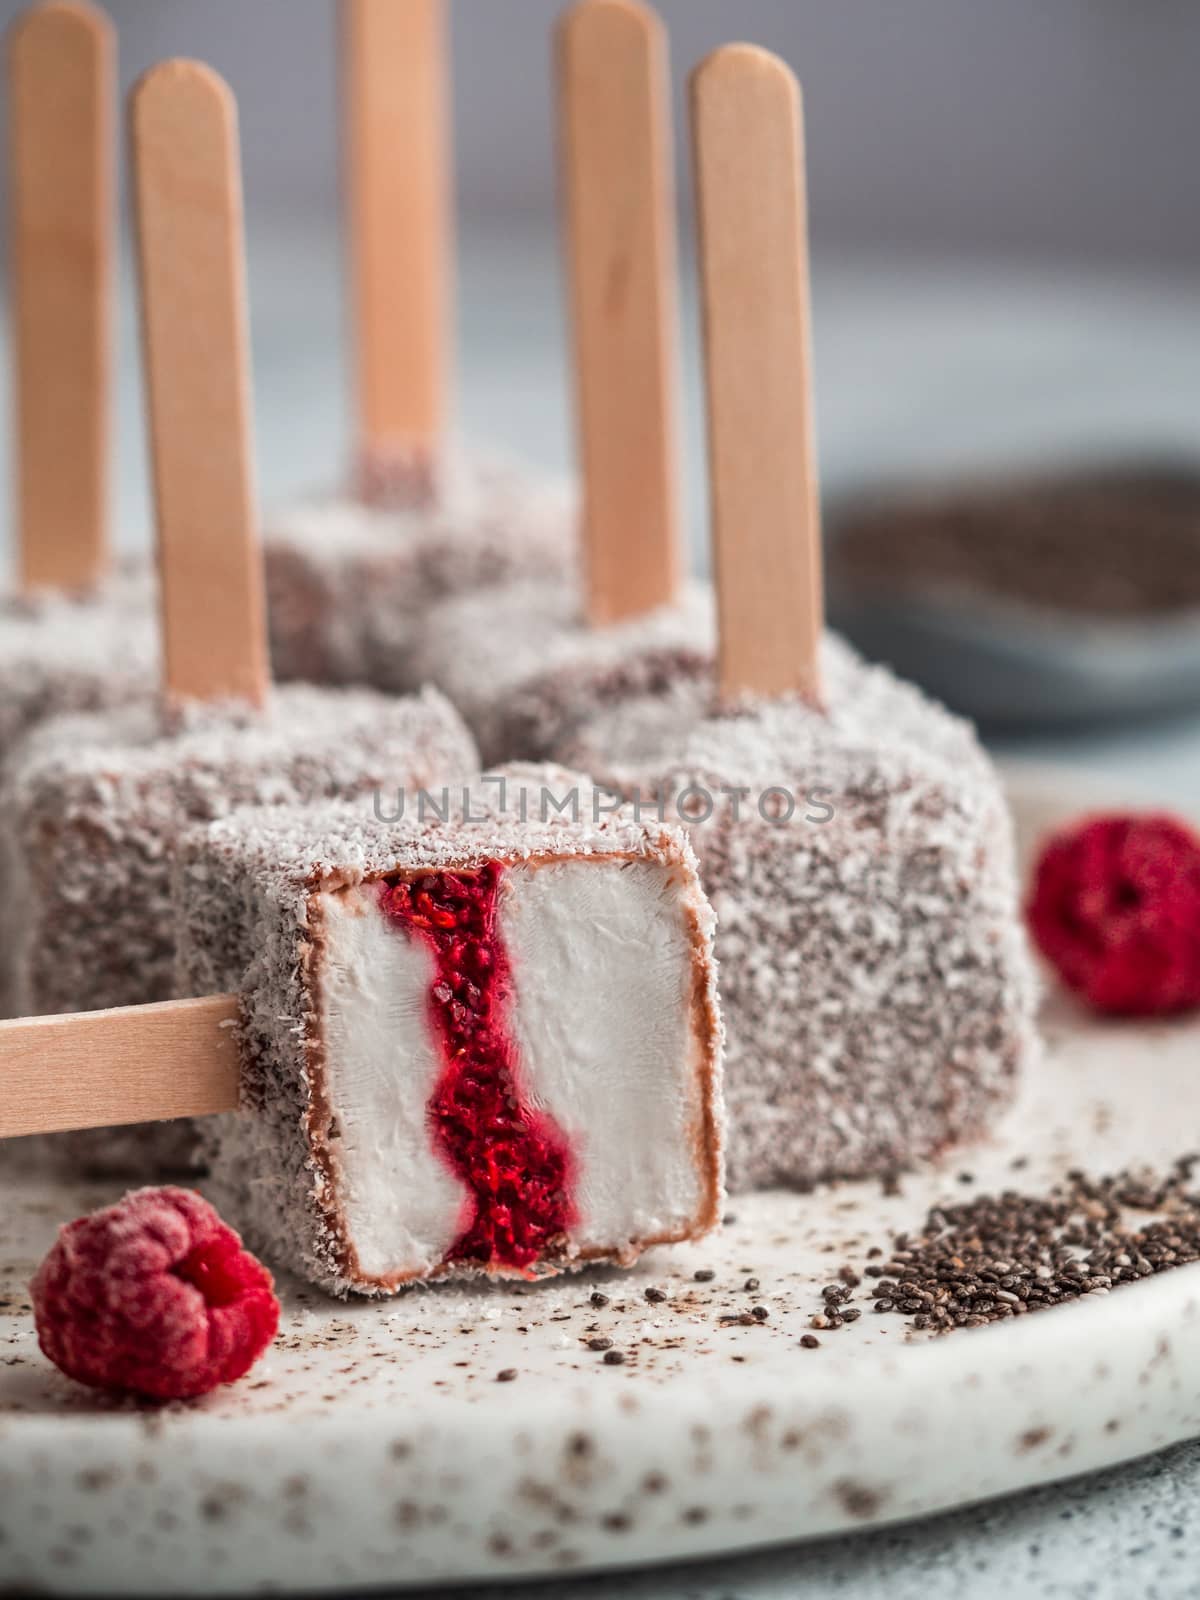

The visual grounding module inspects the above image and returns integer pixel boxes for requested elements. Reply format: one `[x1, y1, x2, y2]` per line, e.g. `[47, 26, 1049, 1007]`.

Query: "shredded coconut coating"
[173, 767, 724, 1297]
[0, 568, 159, 1018]
[560, 634, 1039, 1192]
[264, 451, 576, 688]
[0, 570, 158, 764]
[0, 685, 478, 1177]
[411, 576, 715, 765]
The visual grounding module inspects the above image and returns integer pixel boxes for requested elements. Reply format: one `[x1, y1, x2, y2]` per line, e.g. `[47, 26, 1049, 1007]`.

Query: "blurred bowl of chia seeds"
[827, 460, 1200, 732]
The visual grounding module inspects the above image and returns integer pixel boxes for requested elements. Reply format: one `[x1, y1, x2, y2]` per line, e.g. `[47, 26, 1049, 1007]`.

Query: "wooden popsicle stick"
[558, 0, 681, 626]
[131, 60, 270, 708]
[9, 0, 114, 594]
[342, 0, 450, 462]
[690, 45, 823, 704]
[0, 995, 239, 1139]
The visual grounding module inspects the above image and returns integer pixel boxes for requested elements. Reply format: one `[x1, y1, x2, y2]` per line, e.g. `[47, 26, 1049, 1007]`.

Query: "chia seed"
[820, 1158, 1200, 1336]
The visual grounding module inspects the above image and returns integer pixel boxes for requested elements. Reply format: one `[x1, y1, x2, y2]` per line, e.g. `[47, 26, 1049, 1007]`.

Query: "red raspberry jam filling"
[379, 862, 576, 1270]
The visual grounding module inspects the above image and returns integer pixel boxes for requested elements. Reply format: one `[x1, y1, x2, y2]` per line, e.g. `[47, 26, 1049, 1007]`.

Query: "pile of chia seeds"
[812, 1157, 1200, 1336]
[830, 464, 1200, 617]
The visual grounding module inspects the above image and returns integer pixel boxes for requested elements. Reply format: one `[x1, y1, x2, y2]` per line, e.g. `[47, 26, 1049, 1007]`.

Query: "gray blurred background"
[4, 0, 1198, 263]
[2, 0, 1199, 578]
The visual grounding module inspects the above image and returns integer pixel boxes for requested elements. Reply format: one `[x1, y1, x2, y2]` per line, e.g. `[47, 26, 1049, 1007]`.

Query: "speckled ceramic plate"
[3, 766, 1199, 1597]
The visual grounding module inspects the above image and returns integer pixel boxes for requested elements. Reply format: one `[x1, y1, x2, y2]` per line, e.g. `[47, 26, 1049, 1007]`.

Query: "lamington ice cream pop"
[411, 0, 713, 766]
[0, 773, 724, 1295]
[562, 46, 1038, 1192]
[1, 3, 157, 798]
[264, 0, 572, 690]
[176, 773, 723, 1293]
[0, 60, 476, 1169]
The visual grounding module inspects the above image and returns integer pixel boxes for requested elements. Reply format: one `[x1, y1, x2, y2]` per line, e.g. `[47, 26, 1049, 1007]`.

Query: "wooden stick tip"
[8, 0, 112, 57]
[559, 0, 660, 39]
[557, 0, 665, 113]
[557, 0, 664, 94]
[132, 57, 237, 133]
[691, 41, 799, 104]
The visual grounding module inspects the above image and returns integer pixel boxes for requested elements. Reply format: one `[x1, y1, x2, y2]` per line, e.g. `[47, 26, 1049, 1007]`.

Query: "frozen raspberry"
[31, 1187, 279, 1401]
[1027, 812, 1200, 1016]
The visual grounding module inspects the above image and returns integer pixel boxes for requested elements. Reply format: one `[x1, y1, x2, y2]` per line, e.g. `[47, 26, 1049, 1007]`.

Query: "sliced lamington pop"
[411, 0, 713, 764]
[171, 771, 723, 1293]
[1, 3, 157, 777]
[0, 60, 477, 1172]
[264, 0, 572, 689]
[563, 47, 1038, 1192]
[0, 772, 724, 1294]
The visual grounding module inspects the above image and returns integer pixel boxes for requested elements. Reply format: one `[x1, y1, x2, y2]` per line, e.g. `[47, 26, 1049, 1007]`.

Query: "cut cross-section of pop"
[380, 863, 576, 1272]
[175, 771, 725, 1295]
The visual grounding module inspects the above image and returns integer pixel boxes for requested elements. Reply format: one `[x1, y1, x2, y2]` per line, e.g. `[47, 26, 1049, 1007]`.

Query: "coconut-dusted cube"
[0, 571, 159, 1019]
[410, 575, 714, 766]
[264, 453, 575, 689]
[174, 769, 724, 1295]
[0, 685, 476, 1175]
[0, 570, 157, 766]
[560, 634, 1038, 1192]
[4, 685, 474, 1017]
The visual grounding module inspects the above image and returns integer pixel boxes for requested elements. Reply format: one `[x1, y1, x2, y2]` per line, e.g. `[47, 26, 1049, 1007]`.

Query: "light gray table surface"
[5, 224, 1200, 1598]
[435, 1441, 1200, 1600]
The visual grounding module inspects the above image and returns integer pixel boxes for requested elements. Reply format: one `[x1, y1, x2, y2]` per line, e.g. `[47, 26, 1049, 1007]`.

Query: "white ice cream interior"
[320, 889, 467, 1280]
[501, 860, 707, 1257]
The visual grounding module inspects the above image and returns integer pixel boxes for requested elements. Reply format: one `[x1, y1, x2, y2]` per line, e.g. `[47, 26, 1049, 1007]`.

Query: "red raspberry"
[31, 1187, 279, 1401]
[1027, 812, 1200, 1016]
